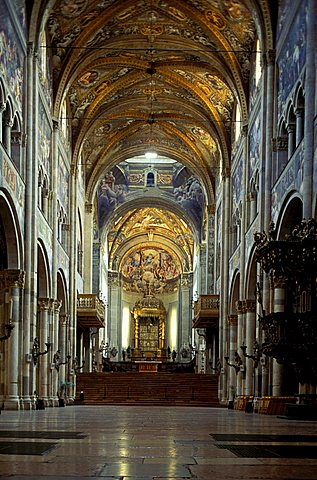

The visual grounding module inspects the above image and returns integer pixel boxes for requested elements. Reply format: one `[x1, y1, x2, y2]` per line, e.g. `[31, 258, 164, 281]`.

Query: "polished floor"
[0, 405, 317, 479]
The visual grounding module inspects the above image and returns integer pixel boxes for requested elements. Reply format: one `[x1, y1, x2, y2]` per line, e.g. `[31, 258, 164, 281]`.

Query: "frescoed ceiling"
[45, 0, 262, 197]
[35, 0, 272, 293]
[108, 206, 194, 294]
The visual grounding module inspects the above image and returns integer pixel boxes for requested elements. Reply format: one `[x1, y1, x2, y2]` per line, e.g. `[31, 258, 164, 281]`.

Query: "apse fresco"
[97, 167, 204, 231]
[0, 2, 24, 108]
[277, 0, 306, 117]
[121, 247, 180, 294]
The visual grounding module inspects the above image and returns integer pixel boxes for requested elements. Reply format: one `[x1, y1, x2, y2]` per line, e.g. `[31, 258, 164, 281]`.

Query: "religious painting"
[0, 2, 24, 108]
[78, 70, 99, 87]
[58, 155, 69, 209]
[172, 175, 204, 229]
[232, 155, 243, 209]
[277, 0, 294, 41]
[248, 113, 261, 180]
[121, 247, 180, 294]
[98, 170, 128, 228]
[38, 101, 52, 173]
[12, 0, 26, 34]
[60, 0, 88, 18]
[277, 0, 307, 117]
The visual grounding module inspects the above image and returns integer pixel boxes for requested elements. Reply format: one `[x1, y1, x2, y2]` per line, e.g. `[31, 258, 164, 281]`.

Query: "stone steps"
[75, 372, 220, 407]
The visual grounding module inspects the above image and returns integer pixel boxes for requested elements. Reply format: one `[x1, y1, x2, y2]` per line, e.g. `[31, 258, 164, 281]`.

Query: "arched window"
[255, 39, 262, 85]
[40, 30, 47, 81]
[146, 171, 155, 187]
[234, 103, 241, 143]
[11, 113, 22, 171]
[286, 104, 296, 159]
[294, 86, 305, 146]
[60, 98, 68, 140]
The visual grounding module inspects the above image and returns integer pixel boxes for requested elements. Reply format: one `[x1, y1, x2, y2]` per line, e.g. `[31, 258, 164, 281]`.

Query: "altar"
[135, 361, 162, 373]
[131, 290, 167, 363]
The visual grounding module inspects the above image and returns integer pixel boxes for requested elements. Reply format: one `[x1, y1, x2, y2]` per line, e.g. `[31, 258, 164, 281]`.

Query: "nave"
[1, 405, 317, 479]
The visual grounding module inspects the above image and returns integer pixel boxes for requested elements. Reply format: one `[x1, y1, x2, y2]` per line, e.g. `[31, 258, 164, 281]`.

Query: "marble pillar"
[228, 315, 238, 401]
[272, 274, 286, 396]
[244, 299, 256, 396]
[0, 270, 25, 410]
[108, 271, 121, 354]
[178, 272, 192, 358]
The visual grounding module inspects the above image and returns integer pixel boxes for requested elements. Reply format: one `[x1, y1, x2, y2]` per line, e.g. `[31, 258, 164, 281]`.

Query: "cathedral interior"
[0, 0, 317, 421]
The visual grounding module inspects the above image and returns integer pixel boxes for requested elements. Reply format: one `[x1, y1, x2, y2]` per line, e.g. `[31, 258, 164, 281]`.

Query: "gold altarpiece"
[131, 292, 167, 361]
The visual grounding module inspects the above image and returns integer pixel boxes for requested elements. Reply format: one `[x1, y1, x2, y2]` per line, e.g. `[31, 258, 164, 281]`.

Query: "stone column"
[263, 49, 275, 230]
[22, 43, 36, 409]
[303, 0, 316, 218]
[37, 298, 51, 404]
[244, 299, 256, 395]
[287, 125, 295, 158]
[272, 274, 286, 396]
[228, 315, 238, 401]
[295, 107, 304, 146]
[51, 300, 62, 404]
[0, 270, 25, 410]
[235, 300, 245, 395]
[58, 313, 69, 393]
[3, 117, 13, 156]
[0, 102, 5, 142]
[178, 272, 192, 358]
[219, 171, 230, 403]
[84, 203, 94, 292]
[68, 165, 78, 400]
[206, 206, 215, 293]
[108, 271, 121, 353]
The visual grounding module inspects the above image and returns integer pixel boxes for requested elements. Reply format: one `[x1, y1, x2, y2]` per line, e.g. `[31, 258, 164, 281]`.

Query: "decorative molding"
[235, 300, 245, 314]
[0, 270, 25, 290]
[245, 299, 256, 313]
[271, 136, 288, 151]
[227, 314, 238, 326]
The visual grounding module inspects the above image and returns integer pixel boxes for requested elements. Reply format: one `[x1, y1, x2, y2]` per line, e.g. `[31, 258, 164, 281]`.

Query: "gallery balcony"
[77, 294, 105, 329]
[193, 295, 220, 330]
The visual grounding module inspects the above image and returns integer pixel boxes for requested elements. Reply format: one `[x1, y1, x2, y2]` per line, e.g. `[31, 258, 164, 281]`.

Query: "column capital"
[108, 270, 120, 287]
[0, 269, 25, 289]
[222, 167, 231, 180]
[235, 300, 245, 314]
[70, 164, 78, 176]
[37, 298, 52, 311]
[245, 299, 256, 313]
[180, 272, 193, 287]
[272, 136, 288, 151]
[272, 274, 287, 288]
[53, 299, 63, 313]
[207, 204, 215, 215]
[27, 42, 34, 56]
[59, 313, 70, 326]
[266, 49, 276, 65]
[242, 124, 248, 137]
[227, 314, 238, 326]
[85, 202, 93, 213]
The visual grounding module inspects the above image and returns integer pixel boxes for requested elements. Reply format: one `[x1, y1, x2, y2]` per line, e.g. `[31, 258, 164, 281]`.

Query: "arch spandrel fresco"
[120, 246, 181, 294]
[97, 161, 205, 231]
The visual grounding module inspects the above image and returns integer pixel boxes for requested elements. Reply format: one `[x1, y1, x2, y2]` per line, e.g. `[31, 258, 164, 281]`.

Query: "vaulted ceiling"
[30, 0, 272, 279]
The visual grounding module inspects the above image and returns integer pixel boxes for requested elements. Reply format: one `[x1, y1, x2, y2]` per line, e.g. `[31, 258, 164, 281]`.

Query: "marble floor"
[0, 405, 317, 479]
